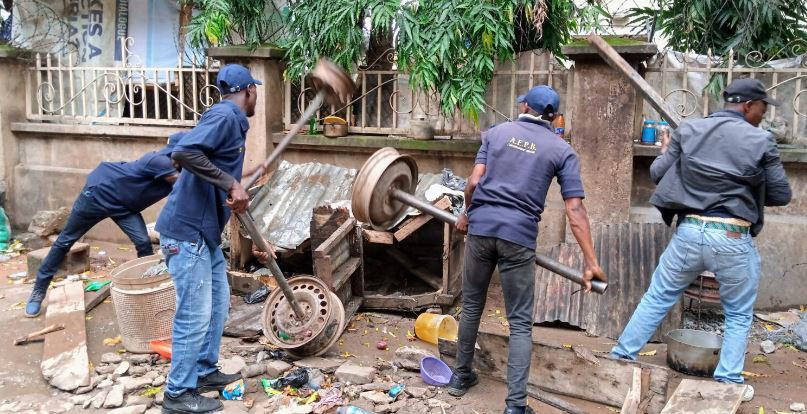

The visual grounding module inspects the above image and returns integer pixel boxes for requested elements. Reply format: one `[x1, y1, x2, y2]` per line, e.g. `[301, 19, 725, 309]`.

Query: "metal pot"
[323, 123, 348, 138]
[665, 329, 722, 377]
[409, 118, 434, 140]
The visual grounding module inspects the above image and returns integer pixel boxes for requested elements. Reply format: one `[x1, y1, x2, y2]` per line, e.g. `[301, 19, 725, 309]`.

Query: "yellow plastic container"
[414, 313, 458, 345]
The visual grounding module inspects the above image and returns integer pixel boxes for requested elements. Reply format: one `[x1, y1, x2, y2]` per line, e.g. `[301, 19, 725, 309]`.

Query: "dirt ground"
[0, 245, 805, 413]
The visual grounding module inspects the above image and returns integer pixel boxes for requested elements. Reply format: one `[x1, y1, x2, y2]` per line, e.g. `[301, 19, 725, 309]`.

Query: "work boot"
[446, 371, 479, 397]
[503, 406, 536, 414]
[162, 390, 222, 414]
[197, 370, 242, 393]
[24, 287, 47, 318]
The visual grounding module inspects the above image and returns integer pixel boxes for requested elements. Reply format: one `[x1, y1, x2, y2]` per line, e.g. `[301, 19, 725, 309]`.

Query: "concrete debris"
[359, 390, 393, 405]
[152, 375, 166, 387]
[28, 207, 70, 236]
[393, 346, 435, 371]
[119, 376, 154, 393]
[233, 344, 265, 354]
[109, 405, 148, 414]
[760, 340, 776, 354]
[220, 356, 247, 375]
[103, 384, 125, 408]
[126, 395, 154, 408]
[88, 388, 111, 409]
[102, 352, 123, 364]
[351, 398, 375, 412]
[266, 359, 293, 377]
[375, 399, 409, 413]
[41, 398, 75, 413]
[96, 364, 117, 375]
[97, 378, 115, 388]
[426, 398, 451, 409]
[792, 402, 806, 412]
[128, 354, 155, 364]
[405, 386, 427, 399]
[222, 400, 249, 413]
[69, 394, 91, 405]
[360, 382, 394, 392]
[336, 363, 378, 385]
[241, 363, 266, 378]
[114, 360, 131, 377]
[16, 231, 51, 250]
[155, 391, 164, 405]
[129, 365, 149, 377]
[146, 408, 162, 414]
[293, 357, 345, 373]
[143, 370, 160, 380]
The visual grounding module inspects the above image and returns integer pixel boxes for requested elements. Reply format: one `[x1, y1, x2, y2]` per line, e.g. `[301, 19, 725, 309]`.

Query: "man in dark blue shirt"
[156, 64, 260, 414]
[448, 86, 606, 414]
[24, 134, 182, 318]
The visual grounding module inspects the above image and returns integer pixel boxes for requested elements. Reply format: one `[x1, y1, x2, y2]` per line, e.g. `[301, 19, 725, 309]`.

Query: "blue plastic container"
[641, 120, 657, 144]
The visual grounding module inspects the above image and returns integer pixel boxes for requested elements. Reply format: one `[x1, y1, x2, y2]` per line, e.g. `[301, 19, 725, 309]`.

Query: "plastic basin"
[420, 356, 452, 386]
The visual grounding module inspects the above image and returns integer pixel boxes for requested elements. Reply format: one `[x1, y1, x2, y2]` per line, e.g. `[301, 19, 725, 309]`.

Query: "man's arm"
[456, 163, 486, 234]
[650, 127, 683, 184]
[172, 152, 249, 213]
[762, 137, 792, 206]
[564, 198, 606, 291]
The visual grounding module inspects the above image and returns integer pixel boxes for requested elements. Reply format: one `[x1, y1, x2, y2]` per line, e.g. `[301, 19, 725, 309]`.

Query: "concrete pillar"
[0, 48, 32, 215]
[562, 42, 657, 229]
[207, 47, 286, 174]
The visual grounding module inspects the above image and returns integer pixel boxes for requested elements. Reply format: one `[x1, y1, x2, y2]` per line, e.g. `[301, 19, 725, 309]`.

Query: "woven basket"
[110, 255, 176, 353]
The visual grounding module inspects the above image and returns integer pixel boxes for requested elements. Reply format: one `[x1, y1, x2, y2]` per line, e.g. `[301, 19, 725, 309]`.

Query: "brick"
[28, 207, 70, 236]
[26, 242, 89, 282]
[265, 360, 292, 378]
[336, 363, 377, 385]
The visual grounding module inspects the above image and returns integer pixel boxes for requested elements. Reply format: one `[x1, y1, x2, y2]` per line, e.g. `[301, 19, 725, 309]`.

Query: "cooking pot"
[665, 329, 722, 377]
[324, 123, 348, 138]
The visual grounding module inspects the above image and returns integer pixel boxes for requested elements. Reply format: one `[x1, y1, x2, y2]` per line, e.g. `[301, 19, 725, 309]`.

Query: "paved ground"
[0, 243, 805, 413]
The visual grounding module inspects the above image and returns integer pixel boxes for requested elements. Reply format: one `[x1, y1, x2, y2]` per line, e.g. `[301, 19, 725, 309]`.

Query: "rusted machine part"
[351, 147, 608, 294]
[684, 272, 721, 304]
[261, 276, 346, 357]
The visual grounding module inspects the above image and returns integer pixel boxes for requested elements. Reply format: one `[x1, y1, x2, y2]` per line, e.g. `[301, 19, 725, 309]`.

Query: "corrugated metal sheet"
[249, 161, 445, 250]
[533, 222, 679, 339]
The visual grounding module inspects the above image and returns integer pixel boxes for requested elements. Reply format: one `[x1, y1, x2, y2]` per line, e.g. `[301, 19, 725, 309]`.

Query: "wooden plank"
[394, 197, 452, 242]
[526, 385, 589, 414]
[620, 367, 642, 414]
[660, 380, 746, 414]
[587, 35, 682, 128]
[362, 228, 394, 244]
[314, 219, 355, 258]
[41, 281, 90, 391]
[438, 328, 670, 414]
[330, 257, 362, 291]
[84, 284, 110, 313]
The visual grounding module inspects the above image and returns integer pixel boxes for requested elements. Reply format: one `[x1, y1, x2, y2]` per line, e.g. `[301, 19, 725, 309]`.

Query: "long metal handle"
[391, 189, 608, 294]
[235, 211, 305, 319]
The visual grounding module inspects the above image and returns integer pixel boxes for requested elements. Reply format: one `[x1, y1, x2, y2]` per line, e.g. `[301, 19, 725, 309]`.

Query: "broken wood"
[41, 281, 90, 391]
[84, 284, 110, 313]
[620, 367, 642, 414]
[362, 228, 394, 244]
[393, 197, 452, 242]
[587, 34, 682, 128]
[526, 385, 589, 414]
[14, 323, 65, 345]
[438, 328, 670, 414]
[386, 247, 442, 290]
[660, 380, 746, 414]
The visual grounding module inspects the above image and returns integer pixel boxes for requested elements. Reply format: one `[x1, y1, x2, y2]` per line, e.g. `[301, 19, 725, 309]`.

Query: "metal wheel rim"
[351, 147, 418, 230]
[285, 291, 345, 358]
[261, 276, 335, 349]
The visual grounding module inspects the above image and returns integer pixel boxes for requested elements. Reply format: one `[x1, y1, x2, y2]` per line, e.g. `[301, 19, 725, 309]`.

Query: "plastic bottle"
[337, 407, 373, 414]
[553, 113, 565, 139]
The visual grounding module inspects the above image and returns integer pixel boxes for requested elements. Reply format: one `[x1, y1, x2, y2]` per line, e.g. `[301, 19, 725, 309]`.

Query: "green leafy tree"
[186, 0, 286, 49]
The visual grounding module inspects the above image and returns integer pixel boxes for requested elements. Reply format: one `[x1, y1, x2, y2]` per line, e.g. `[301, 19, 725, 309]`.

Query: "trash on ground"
[222, 379, 245, 400]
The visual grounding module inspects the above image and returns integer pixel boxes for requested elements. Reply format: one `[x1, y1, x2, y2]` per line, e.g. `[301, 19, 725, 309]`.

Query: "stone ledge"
[11, 122, 190, 140]
[633, 143, 807, 163]
[273, 133, 481, 155]
[0, 46, 34, 60]
[207, 46, 285, 60]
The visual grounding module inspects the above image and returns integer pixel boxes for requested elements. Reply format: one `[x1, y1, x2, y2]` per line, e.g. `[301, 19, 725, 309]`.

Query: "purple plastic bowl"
[420, 356, 452, 386]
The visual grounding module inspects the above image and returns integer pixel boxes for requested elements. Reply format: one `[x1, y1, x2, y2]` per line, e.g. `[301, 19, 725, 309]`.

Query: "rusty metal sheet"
[533, 222, 679, 339]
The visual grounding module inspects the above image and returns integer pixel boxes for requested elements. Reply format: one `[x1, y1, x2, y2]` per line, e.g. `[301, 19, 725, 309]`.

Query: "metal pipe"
[390, 189, 608, 294]
[236, 211, 306, 319]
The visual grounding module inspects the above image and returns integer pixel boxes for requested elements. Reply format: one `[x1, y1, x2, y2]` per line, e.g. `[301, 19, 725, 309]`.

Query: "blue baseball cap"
[522, 85, 560, 114]
[216, 64, 262, 94]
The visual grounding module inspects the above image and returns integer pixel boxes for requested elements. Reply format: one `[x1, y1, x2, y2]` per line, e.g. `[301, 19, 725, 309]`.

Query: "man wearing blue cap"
[448, 85, 606, 414]
[156, 64, 261, 414]
[610, 78, 791, 402]
[23, 133, 182, 318]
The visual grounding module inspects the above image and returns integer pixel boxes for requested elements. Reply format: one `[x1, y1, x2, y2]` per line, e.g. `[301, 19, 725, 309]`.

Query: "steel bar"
[390, 189, 608, 294]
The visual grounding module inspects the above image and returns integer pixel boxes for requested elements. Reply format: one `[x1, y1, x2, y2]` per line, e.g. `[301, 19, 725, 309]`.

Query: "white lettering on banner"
[507, 137, 537, 154]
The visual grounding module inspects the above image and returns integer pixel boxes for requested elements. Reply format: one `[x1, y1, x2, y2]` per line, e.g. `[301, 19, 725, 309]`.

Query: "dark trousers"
[454, 235, 536, 408]
[33, 190, 153, 291]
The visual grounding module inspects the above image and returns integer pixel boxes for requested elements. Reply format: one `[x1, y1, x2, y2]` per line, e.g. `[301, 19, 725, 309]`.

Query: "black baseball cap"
[723, 78, 780, 106]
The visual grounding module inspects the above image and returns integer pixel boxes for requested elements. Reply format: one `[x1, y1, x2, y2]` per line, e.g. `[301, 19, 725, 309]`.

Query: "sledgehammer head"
[310, 59, 356, 108]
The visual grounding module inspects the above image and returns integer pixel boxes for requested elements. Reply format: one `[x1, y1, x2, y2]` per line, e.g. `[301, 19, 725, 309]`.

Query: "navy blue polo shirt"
[85, 152, 177, 216]
[155, 100, 248, 246]
[467, 117, 585, 249]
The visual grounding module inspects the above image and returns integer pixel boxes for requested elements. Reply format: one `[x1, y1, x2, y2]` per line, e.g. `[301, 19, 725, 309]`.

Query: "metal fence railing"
[26, 37, 221, 127]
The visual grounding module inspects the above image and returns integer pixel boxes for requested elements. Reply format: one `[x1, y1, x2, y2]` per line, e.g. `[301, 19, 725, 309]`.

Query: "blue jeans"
[161, 236, 230, 397]
[611, 222, 761, 384]
[455, 235, 536, 408]
[34, 190, 153, 291]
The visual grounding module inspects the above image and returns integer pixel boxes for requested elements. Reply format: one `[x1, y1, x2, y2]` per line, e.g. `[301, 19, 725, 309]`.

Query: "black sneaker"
[162, 390, 222, 414]
[503, 406, 536, 414]
[446, 371, 479, 397]
[24, 288, 47, 318]
[197, 370, 242, 393]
